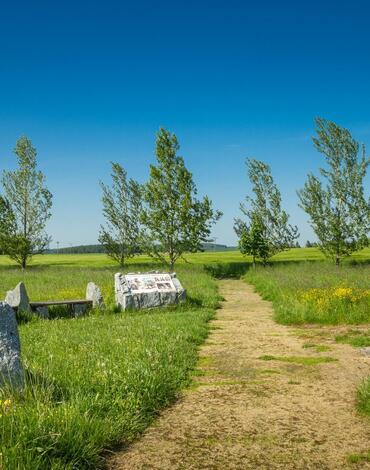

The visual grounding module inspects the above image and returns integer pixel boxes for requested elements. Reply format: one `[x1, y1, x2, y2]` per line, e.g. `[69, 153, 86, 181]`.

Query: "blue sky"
[1, 0, 370, 247]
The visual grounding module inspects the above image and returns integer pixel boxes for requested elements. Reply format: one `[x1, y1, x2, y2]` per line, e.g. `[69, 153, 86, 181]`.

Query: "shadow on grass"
[204, 262, 251, 279]
[16, 305, 92, 324]
[48, 305, 78, 320]
[203, 259, 336, 279]
[16, 310, 36, 324]
[183, 295, 203, 308]
[347, 258, 370, 266]
[24, 368, 67, 402]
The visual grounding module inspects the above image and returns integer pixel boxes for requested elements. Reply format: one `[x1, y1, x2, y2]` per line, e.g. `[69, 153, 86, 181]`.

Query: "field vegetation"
[245, 261, 370, 325]
[0, 259, 219, 469]
[0, 248, 370, 467]
[242, 252, 370, 439]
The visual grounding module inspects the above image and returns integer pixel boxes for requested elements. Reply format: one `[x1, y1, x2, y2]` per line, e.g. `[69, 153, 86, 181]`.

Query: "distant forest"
[46, 243, 237, 254]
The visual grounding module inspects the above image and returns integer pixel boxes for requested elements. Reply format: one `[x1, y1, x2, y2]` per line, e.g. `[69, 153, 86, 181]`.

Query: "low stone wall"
[4, 282, 105, 319]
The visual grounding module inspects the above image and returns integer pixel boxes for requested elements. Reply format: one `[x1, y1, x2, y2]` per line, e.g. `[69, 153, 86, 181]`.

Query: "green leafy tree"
[235, 158, 299, 264]
[298, 118, 370, 265]
[235, 214, 269, 267]
[0, 196, 16, 254]
[1, 137, 52, 268]
[142, 128, 222, 270]
[99, 162, 143, 267]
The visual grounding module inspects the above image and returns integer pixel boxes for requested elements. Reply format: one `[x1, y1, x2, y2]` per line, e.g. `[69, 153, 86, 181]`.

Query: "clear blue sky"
[1, 0, 370, 247]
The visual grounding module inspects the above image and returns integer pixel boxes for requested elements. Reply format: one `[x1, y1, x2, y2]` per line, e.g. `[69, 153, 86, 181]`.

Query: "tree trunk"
[335, 254, 340, 266]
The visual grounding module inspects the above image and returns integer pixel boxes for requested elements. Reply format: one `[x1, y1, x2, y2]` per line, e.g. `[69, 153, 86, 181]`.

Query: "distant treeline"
[46, 244, 106, 254]
[46, 243, 237, 255]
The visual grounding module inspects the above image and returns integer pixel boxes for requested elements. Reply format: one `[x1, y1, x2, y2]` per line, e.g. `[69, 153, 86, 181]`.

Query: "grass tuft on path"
[347, 452, 370, 465]
[336, 330, 370, 348]
[258, 355, 337, 365]
[302, 343, 331, 352]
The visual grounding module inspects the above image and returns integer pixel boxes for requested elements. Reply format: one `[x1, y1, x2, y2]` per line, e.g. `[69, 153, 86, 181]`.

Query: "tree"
[99, 162, 143, 267]
[235, 158, 299, 265]
[1, 137, 52, 268]
[298, 118, 370, 265]
[0, 196, 16, 254]
[142, 128, 222, 270]
[235, 214, 269, 267]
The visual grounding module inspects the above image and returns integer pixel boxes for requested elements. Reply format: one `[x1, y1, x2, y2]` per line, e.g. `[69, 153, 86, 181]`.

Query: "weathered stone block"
[0, 302, 24, 388]
[36, 306, 49, 319]
[72, 304, 88, 317]
[86, 282, 105, 308]
[5, 282, 31, 312]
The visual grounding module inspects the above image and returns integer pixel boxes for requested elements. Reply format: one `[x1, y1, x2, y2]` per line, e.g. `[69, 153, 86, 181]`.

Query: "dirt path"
[110, 280, 370, 469]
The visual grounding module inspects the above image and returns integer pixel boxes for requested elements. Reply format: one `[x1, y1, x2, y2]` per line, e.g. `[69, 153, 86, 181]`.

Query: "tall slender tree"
[0, 196, 15, 254]
[235, 158, 299, 265]
[235, 213, 269, 267]
[99, 162, 143, 266]
[1, 137, 52, 268]
[142, 128, 222, 270]
[298, 118, 370, 265]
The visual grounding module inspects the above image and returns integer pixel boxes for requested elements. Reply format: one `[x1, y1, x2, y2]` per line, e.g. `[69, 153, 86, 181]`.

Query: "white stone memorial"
[115, 271, 186, 310]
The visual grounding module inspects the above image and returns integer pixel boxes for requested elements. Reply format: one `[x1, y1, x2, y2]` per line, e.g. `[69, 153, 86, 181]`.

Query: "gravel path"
[110, 280, 370, 469]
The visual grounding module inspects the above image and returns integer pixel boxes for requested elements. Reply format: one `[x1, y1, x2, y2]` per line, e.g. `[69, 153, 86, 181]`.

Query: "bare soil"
[110, 280, 370, 469]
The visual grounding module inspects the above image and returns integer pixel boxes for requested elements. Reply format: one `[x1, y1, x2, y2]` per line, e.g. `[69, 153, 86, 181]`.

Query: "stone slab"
[0, 302, 24, 387]
[115, 271, 186, 311]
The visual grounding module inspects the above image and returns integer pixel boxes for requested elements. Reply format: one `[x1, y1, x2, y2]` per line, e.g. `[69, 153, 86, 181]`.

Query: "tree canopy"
[235, 158, 299, 265]
[1, 136, 52, 268]
[142, 128, 222, 269]
[298, 118, 370, 265]
[99, 162, 143, 267]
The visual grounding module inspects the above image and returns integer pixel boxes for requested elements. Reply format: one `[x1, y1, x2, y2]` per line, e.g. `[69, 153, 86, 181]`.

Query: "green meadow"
[0, 247, 369, 468]
[1, 247, 369, 303]
[0, 259, 219, 469]
[245, 261, 370, 325]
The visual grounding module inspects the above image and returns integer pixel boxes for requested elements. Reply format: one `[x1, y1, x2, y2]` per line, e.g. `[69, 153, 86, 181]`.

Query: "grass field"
[0, 247, 369, 468]
[245, 262, 370, 325]
[0, 262, 219, 469]
[1, 247, 369, 302]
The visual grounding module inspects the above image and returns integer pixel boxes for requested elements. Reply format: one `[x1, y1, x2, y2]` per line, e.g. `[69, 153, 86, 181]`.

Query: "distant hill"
[46, 244, 105, 254]
[200, 243, 238, 252]
[46, 243, 237, 254]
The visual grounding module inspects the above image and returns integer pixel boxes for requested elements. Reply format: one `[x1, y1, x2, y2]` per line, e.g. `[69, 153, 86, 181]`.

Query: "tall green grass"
[0, 264, 219, 469]
[245, 262, 370, 325]
[0, 263, 217, 307]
